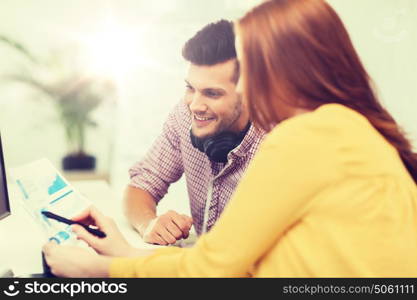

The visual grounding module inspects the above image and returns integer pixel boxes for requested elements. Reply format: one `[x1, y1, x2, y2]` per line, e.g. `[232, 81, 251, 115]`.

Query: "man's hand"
[142, 210, 193, 245]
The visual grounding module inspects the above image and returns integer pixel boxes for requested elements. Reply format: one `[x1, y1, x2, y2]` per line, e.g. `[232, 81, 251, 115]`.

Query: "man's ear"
[231, 59, 240, 84]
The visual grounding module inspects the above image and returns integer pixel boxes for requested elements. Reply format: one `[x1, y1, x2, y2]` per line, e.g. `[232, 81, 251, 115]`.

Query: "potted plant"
[0, 35, 115, 170]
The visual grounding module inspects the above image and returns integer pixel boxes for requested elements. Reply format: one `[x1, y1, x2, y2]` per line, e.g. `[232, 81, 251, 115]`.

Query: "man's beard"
[191, 97, 243, 139]
[189, 97, 249, 163]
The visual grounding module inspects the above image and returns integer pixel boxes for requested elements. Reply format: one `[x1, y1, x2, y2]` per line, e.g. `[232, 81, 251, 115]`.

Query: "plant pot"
[62, 153, 96, 171]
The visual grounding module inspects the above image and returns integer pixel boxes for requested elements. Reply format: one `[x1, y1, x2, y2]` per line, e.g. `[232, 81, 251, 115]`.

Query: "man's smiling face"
[184, 59, 248, 139]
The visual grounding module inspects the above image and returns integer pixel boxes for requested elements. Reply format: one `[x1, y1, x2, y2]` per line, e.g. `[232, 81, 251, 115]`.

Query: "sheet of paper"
[10, 158, 91, 244]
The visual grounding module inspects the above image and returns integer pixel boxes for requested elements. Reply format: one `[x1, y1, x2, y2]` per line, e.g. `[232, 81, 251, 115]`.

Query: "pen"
[41, 210, 106, 238]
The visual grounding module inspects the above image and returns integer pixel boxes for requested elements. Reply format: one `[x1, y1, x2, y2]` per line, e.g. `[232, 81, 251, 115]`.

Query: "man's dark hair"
[182, 20, 237, 79]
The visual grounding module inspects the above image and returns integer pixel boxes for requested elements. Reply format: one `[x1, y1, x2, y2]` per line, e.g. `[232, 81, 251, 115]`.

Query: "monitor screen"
[0, 133, 10, 220]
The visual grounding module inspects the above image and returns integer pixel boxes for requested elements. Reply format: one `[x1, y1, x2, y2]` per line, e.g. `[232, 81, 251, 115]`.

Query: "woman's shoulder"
[268, 103, 377, 143]
[265, 103, 362, 143]
[264, 103, 399, 177]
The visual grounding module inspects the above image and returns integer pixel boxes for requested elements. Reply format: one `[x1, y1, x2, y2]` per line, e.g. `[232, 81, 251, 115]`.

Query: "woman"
[44, 0, 417, 277]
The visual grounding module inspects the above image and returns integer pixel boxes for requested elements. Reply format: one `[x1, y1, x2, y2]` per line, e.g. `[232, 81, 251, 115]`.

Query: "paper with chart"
[10, 158, 91, 244]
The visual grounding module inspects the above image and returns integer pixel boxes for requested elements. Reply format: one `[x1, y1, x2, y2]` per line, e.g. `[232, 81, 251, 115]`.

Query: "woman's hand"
[71, 206, 137, 257]
[42, 241, 111, 278]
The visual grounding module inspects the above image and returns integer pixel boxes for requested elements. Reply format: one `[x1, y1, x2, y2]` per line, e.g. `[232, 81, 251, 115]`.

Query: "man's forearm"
[123, 186, 158, 236]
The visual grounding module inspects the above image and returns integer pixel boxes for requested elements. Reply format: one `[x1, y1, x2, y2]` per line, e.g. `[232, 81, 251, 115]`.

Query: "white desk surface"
[0, 180, 162, 276]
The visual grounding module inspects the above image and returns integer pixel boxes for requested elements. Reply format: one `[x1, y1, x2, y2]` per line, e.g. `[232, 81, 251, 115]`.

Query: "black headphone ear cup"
[190, 131, 203, 151]
[190, 123, 250, 163]
[203, 133, 240, 163]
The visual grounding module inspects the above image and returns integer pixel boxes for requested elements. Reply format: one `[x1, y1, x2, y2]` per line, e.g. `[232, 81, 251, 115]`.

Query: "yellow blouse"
[110, 103, 417, 277]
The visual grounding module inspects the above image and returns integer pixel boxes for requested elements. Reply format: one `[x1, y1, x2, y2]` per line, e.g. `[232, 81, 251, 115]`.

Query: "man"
[124, 20, 264, 245]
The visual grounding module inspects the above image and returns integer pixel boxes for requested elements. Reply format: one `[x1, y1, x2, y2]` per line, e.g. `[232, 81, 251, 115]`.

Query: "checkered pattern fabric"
[129, 100, 265, 235]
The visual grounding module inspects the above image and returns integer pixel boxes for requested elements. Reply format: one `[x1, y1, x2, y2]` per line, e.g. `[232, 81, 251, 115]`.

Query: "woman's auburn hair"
[238, 0, 417, 183]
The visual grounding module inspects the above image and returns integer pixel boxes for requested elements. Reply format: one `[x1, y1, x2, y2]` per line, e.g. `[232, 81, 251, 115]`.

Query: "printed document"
[10, 158, 91, 244]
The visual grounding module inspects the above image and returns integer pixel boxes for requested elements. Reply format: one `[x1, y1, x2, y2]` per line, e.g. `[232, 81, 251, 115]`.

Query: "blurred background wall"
[0, 0, 416, 214]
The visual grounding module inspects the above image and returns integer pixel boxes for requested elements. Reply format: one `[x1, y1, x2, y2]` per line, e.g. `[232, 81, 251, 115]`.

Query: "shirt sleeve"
[111, 114, 344, 277]
[128, 102, 185, 202]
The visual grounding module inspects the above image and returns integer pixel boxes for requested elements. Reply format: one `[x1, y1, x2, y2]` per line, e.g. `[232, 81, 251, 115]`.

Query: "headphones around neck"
[190, 123, 251, 163]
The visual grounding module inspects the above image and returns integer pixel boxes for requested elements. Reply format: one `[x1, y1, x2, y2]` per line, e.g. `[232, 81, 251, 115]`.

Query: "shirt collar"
[229, 124, 265, 158]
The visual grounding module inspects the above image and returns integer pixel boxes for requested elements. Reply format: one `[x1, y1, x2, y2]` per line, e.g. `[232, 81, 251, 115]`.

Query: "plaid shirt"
[129, 100, 265, 235]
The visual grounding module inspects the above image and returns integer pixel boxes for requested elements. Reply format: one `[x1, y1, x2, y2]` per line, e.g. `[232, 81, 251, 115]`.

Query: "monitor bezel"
[0, 133, 11, 220]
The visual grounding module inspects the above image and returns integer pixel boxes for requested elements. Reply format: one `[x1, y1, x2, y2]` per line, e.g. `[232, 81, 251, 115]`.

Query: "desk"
[0, 180, 161, 276]
[62, 171, 110, 183]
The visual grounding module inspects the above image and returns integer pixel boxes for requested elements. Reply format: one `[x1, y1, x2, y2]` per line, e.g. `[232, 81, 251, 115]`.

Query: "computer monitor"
[0, 133, 47, 278]
[0, 133, 11, 220]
